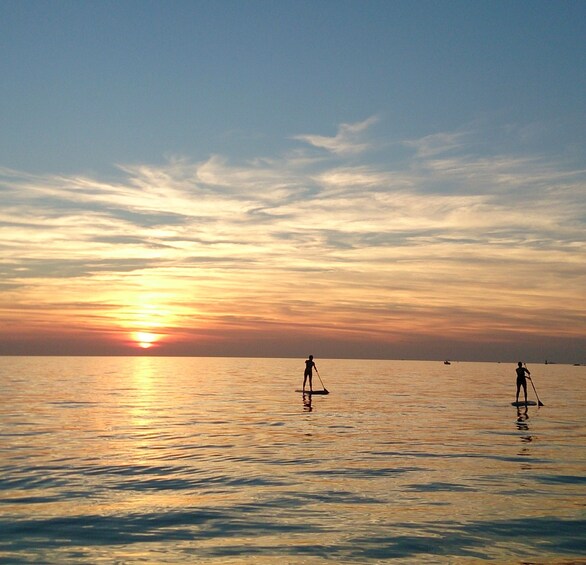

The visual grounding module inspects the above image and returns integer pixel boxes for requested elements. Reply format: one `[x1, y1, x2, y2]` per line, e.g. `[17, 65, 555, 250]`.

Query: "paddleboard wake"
[295, 389, 329, 395]
[511, 400, 537, 406]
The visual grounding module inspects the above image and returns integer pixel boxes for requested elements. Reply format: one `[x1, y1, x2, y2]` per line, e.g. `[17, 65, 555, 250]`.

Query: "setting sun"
[133, 332, 160, 349]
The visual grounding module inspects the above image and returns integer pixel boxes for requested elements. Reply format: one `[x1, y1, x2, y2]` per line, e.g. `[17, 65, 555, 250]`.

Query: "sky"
[1, 0, 584, 362]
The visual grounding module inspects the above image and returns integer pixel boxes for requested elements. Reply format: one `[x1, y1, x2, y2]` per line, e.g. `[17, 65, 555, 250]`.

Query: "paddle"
[528, 378, 544, 407]
[525, 364, 544, 407]
[315, 368, 329, 393]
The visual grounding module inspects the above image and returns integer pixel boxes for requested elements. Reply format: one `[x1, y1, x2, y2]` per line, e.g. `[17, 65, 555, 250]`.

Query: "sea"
[0, 356, 584, 564]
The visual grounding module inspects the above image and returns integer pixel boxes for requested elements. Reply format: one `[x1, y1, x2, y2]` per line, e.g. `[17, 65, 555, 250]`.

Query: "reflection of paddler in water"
[516, 406, 533, 444]
[515, 362, 531, 405]
[516, 406, 529, 430]
[303, 392, 313, 412]
[303, 355, 317, 393]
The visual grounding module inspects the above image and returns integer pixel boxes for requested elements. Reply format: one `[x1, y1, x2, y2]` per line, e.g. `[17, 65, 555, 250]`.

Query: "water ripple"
[1, 357, 584, 563]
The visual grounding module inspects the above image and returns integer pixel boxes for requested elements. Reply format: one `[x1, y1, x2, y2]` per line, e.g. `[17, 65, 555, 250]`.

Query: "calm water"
[0, 357, 584, 564]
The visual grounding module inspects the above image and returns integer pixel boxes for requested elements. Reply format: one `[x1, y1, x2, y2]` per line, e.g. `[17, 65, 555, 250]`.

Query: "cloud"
[293, 116, 379, 155]
[0, 121, 584, 359]
[404, 131, 469, 159]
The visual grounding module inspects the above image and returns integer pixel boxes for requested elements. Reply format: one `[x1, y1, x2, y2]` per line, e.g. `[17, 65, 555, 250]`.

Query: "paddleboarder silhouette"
[515, 362, 531, 405]
[303, 355, 317, 393]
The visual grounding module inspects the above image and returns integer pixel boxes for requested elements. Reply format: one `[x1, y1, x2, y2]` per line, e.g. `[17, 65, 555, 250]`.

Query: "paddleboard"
[511, 400, 537, 406]
[295, 389, 329, 395]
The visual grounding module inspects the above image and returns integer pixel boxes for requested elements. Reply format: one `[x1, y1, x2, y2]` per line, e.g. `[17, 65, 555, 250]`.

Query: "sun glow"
[133, 331, 160, 349]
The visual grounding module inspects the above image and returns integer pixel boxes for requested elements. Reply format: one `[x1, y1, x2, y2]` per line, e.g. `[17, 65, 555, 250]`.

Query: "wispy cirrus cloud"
[0, 119, 584, 359]
[293, 116, 379, 155]
[404, 130, 470, 159]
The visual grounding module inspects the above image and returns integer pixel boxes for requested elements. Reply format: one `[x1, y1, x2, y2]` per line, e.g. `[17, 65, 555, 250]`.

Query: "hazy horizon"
[0, 354, 579, 367]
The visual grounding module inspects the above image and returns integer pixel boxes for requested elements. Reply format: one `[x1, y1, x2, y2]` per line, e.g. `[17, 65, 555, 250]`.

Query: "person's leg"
[522, 381, 528, 403]
[516, 381, 521, 403]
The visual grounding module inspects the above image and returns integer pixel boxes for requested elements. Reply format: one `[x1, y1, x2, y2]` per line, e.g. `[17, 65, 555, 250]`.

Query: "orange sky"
[2, 4, 585, 362]
[1, 120, 584, 362]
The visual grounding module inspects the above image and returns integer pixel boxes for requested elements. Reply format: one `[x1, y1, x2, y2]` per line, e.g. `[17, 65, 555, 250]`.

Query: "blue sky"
[3, 0, 584, 174]
[1, 1, 585, 361]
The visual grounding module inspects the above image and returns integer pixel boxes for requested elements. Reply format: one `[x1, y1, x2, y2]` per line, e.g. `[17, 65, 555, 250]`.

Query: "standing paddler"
[303, 355, 317, 393]
[515, 362, 532, 405]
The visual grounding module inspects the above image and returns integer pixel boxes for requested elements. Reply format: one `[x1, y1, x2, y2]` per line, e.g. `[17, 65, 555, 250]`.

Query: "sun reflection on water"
[1, 358, 585, 563]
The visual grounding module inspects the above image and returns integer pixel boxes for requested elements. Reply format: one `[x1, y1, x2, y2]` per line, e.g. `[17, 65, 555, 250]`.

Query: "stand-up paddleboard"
[511, 400, 537, 406]
[295, 389, 329, 395]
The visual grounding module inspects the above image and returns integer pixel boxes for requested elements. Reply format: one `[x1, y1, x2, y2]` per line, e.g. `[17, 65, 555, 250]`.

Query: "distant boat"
[444, 360, 451, 365]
